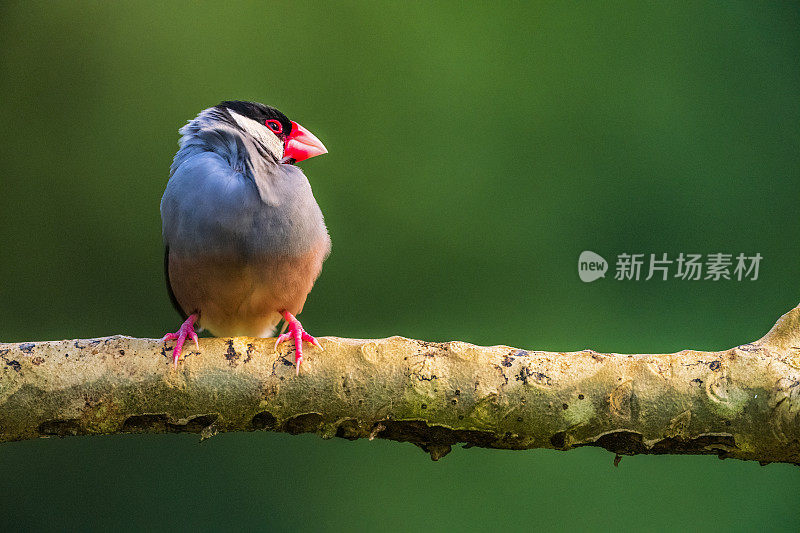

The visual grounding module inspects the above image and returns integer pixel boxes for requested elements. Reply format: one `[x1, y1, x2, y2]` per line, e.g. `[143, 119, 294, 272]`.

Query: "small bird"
[160, 101, 330, 373]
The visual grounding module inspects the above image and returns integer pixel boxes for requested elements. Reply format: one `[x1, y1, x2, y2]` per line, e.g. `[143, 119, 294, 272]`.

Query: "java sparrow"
[160, 101, 330, 373]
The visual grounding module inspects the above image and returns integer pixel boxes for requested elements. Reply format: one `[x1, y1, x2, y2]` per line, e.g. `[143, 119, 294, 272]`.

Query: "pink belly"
[168, 242, 327, 337]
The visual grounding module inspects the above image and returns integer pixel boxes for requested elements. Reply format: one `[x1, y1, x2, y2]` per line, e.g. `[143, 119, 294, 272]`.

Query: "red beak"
[283, 121, 327, 163]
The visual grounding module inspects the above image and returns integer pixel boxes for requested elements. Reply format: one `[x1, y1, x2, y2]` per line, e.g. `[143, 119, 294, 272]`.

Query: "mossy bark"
[1, 305, 799, 463]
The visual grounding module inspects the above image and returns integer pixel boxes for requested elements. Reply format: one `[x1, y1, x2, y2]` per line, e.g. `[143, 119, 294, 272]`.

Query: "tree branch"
[2, 304, 799, 464]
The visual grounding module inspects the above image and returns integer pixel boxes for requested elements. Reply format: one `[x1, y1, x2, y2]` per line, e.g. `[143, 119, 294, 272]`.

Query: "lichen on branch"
[1, 305, 799, 464]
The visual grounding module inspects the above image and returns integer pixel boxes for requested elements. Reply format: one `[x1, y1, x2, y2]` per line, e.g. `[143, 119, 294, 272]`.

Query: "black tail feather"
[164, 246, 188, 320]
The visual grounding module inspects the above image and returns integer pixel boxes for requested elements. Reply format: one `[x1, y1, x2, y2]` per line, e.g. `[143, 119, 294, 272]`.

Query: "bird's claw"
[274, 311, 321, 374]
[161, 314, 199, 368]
[307, 334, 323, 351]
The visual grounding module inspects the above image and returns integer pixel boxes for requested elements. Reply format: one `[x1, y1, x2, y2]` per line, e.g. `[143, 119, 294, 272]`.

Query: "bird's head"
[215, 100, 327, 165]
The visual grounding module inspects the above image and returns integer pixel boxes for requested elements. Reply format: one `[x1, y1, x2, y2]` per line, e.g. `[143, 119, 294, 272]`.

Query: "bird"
[160, 101, 330, 373]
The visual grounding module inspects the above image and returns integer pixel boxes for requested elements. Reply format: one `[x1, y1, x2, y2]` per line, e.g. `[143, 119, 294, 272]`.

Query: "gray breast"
[161, 150, 329, 259]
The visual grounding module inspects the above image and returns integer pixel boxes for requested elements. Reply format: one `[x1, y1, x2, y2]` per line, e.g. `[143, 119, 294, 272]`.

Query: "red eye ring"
[265, 120, 283, 134]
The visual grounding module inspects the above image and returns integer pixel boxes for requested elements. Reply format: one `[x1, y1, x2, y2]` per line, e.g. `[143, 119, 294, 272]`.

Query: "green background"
[1, 1, 798, 531]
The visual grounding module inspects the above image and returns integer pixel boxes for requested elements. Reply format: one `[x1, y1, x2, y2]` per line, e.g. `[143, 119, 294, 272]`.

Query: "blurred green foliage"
[0, 1, 798, 531]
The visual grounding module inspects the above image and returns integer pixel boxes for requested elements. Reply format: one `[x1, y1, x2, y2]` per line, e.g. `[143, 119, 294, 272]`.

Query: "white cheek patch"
[229, 110, 284, 159]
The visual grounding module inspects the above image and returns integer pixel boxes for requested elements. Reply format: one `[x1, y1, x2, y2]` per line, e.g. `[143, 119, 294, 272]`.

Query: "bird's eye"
[265, 120, 283, 134]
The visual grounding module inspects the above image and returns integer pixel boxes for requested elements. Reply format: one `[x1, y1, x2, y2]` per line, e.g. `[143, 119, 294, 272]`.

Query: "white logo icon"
[578, 251, 608, 282]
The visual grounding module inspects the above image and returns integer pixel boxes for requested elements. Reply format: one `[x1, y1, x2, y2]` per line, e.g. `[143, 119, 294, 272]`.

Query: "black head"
[216, 100, 293, 139]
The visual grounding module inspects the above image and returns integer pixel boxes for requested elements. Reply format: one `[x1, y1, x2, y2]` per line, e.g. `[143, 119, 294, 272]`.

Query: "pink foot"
[161, 313, 199, 368]
[274, 311, 322, 374]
